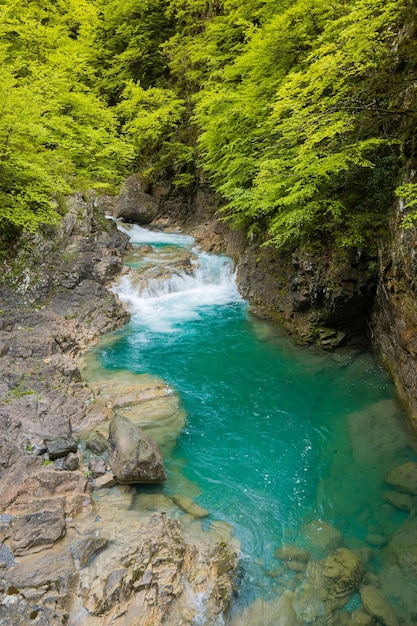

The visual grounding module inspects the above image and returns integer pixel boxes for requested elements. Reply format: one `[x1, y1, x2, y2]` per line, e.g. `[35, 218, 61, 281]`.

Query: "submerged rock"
[293, 548, 365, 623]
[275, 544, 311, 563]
[171, 494, 209, 519]
[359, 585, 399, 626]
[385, 461, 417, 495]
[230, 590, 297, 626]
[108, 414, 166, 484]
[302, 519, 343, 553]
[383, 490, 413, 511]
[377, 516, 417, 621]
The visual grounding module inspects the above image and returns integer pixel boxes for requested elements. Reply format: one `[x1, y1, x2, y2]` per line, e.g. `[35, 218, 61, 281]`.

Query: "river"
[88, 221, 417, 624]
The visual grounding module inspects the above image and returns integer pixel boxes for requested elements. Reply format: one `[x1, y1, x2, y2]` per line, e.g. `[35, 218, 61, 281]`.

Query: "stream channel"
[85, 221, 417, 624]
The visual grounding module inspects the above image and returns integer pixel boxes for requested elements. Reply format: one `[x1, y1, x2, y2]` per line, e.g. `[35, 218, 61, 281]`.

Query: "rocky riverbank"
[0, 193, 237, 625]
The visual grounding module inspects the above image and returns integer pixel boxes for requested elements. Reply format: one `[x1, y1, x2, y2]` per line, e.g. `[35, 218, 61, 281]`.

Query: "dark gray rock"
[45, 437, 78, 460]
[62, 452, 79, 471]
[0, 543, 15, 569]
[108, 414, 166, 484]
[116, 174, 159, 224]
[10, 508, 66, 556]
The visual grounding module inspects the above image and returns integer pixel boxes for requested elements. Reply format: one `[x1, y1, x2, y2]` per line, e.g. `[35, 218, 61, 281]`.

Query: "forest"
[0, 0, 416, 254]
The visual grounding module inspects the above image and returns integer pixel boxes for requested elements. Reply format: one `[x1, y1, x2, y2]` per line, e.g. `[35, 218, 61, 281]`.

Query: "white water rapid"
[111, 222, 243, 333]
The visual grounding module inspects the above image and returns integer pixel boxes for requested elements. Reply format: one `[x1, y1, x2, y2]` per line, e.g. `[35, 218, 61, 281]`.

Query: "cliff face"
[372, 188, 417, 430]
[225, 232, 376, 349]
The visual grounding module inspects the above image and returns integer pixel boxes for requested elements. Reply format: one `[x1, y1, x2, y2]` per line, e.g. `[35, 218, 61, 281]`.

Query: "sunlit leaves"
[0, 0, 133, 233]
[191, 0, 408, 250]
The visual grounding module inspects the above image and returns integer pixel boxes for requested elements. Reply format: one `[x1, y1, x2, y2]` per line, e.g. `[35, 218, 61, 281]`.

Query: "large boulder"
[108, 414, 166, 484]
[116, 174, 159, 224]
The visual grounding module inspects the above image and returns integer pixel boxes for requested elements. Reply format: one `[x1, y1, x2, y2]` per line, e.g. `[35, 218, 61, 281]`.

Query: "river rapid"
[87, 221, 417, 624]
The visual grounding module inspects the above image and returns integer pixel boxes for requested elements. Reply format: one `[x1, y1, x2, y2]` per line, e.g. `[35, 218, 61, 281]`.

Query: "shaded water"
[92, 222, 417, 623]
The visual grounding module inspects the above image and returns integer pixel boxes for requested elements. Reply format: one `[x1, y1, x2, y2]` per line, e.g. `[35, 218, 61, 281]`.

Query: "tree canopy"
[1, 0, 416, 251]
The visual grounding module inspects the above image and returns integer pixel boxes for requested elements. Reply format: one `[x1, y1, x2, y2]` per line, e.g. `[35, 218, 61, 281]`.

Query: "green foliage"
[94, 0, 175, 98]
[0, 0, 133, 237]
[1, 0, 415, 255]
[396, 184, 417, 228]
[192, 0, 408, 250]
[115, 81, 193, 182]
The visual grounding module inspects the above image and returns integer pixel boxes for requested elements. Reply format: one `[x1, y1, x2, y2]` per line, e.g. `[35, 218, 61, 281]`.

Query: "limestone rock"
[346, 400, 409, 470]
[88, 457, 106, 477]
[230, 590, 297, 625]
[293, 548, 365, 623]
[275, 544, 311, 562]
[385, 462, 417, 495]
[72, 536, 109, 567]
[347, 609, 377, 625]
[9, 468, 91, 517]
[85, 433, 108, 454]
[10, 507, 66, 556]
[93, 473, 116, 489]
[0, 452, 43, 510]
[108, 414, 166, 484]
[383, 490, 413, 511]
[321, 548, 365, 594]
[365, 533, 387, 547]
[359, 585, 399, 626]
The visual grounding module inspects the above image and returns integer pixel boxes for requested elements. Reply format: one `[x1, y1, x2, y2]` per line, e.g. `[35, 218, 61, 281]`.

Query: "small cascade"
[111, 224, 243, 333]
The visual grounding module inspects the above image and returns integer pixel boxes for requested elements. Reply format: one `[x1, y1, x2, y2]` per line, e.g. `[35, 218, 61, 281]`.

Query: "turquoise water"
[95, 223, 417, 620]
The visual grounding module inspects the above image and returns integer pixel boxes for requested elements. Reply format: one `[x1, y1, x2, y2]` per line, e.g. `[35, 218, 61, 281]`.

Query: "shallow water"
[92, 222, 417, 623]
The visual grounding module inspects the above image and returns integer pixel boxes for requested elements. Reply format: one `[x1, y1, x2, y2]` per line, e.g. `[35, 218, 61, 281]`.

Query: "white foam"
[116, 221, 195, 247]
[112, 229, 243, 333]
